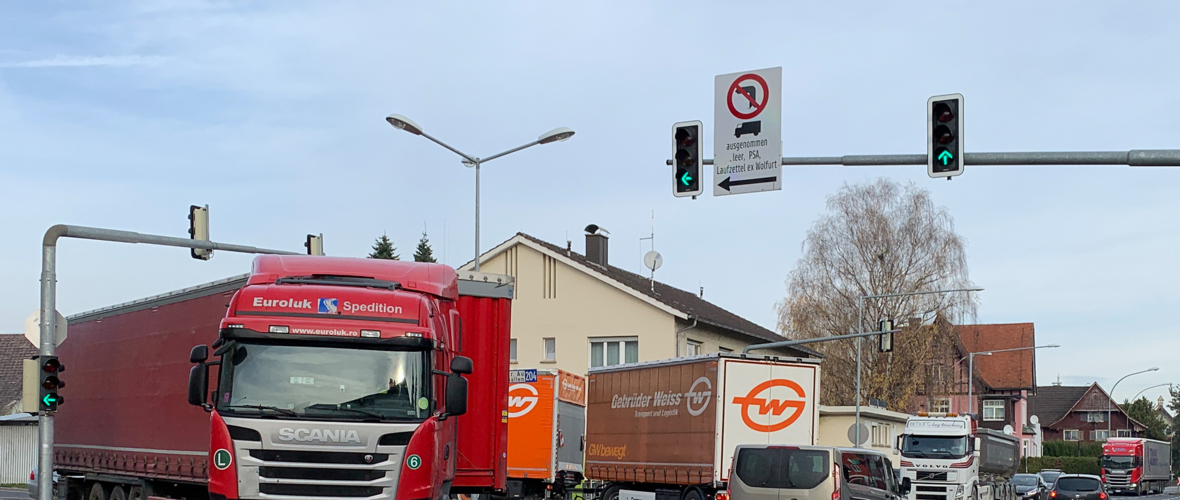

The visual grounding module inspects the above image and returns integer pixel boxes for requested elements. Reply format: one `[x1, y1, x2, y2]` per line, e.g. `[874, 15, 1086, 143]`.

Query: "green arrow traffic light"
[938, 150, 953, 165]
[680, 171, 693, 186]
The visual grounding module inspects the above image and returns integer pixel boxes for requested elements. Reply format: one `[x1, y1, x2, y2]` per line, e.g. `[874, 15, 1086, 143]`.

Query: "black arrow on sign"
[717, 176, 777, 191]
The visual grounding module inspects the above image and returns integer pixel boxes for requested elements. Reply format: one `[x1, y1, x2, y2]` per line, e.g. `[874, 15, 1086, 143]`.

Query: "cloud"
[0, 55, 168, 68]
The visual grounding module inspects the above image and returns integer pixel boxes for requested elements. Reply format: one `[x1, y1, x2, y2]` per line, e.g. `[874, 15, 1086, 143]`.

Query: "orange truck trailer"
[506, 369, 588, 500]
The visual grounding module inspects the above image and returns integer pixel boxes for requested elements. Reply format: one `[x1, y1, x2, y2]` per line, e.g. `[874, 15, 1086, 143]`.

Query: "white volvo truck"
[897, 413, 1021, 500]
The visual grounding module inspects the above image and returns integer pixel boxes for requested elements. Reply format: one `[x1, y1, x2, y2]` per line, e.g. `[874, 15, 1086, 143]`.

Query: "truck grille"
[1105, 473, 1131, 487]
[247, 449, 394, 499]
[250, 450, 389, 465]
[259, 484, 383, 497]
[259, 467, 386, 481]
[917, 471, 949, 482]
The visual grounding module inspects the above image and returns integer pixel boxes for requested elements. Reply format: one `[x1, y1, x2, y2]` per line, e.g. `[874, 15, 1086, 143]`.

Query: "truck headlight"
[956, 486, 964, 499]
[1130, 483, 1137, 488]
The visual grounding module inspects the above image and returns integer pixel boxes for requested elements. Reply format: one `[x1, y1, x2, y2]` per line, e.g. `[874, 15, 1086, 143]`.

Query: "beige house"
[459, 228, 816, 375]
[818, 405, 910, 460]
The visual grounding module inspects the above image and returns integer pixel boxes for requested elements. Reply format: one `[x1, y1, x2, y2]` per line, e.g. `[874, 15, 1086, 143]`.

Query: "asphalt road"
[0, 488, 28, 500]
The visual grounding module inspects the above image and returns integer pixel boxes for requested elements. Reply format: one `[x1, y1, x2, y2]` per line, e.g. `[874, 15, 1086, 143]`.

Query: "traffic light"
[188, 205, 212, 260]
[878, 319, 894, 353]
[38, 355, 64, 411]
[927, 94, 964, 179]
[305, 233, 324, 256]
[673, 120, 703, 197]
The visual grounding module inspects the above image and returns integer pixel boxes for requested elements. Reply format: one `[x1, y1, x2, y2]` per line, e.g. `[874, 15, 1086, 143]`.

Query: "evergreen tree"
[413, 231, 437, 263]
[1168, 386, 1180, 474]
[1120, 397, 1168, 440]
[369, 234, 400, 260]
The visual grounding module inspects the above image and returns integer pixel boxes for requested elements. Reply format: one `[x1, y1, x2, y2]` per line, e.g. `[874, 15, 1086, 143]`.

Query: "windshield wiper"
[904, 451, 928, 458]
[225, 404, 301, 417]
[305, 405, 388, 420]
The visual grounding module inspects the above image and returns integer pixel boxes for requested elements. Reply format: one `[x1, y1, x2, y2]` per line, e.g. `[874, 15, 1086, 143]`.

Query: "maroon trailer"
[53, 257, 512, 500]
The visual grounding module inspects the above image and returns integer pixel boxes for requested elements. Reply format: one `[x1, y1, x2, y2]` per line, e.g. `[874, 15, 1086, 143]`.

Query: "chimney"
[584, 224, 609, 267]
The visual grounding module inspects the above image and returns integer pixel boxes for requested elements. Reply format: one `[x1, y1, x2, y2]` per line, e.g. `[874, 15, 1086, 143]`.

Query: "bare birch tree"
[776, 178, 977, 410]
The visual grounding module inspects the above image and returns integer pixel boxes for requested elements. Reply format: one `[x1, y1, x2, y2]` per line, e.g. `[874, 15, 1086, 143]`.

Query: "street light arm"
[419, 130, 478, 164]
[480, 140, 542, 164]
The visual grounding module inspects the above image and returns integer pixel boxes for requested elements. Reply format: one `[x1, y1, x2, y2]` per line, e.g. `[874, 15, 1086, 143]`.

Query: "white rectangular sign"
[714, 67, 782, 196]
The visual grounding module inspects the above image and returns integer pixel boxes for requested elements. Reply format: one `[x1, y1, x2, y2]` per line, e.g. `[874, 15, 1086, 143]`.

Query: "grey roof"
[1027, 385, 1092, 426]
[514, 233, 820, 358]
[0, 334, 38, 411]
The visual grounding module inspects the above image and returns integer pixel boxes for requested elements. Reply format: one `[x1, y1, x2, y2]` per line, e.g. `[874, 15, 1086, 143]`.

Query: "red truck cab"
[1099, 437, 1171, 495]
[188, 256, 509, 500]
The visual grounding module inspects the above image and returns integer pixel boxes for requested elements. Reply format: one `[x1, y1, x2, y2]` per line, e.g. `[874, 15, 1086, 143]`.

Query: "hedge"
[1019, 456, 1101, 475]
[1042, 440, 1104, 457]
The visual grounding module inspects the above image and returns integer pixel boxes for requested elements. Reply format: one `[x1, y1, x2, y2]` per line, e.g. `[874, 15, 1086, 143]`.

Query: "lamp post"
[1108, 367, 1160, 438]
[1131, 383, 1173, 403]
[854, 286, 983, 447]
[386, 114, 574, 271]
[967, 344, 1060, 414]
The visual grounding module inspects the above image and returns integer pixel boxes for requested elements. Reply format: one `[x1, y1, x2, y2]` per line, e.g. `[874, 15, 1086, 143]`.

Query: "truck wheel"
[87, 484, 106, 500]
[108, 486, 126, 500]
[969, 486, 979, 500]
[682, 489, 705, 500]
[126, 487, 143, 500]
[602, 486, 621, 500]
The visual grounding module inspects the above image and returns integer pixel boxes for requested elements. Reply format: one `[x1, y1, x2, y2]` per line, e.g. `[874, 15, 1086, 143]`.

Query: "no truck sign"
[714, 67, 782, 196]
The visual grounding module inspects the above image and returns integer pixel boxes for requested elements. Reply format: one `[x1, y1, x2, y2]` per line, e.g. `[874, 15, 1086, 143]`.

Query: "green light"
[42, 394, 57, 406]
[680, 171, 693, 186]
[938, 150, 953, 165]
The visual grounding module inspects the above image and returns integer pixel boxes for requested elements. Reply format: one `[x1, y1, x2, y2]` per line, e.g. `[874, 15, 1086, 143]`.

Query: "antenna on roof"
[640, 210, 661, 292]
[1054, 374, 1062, 386]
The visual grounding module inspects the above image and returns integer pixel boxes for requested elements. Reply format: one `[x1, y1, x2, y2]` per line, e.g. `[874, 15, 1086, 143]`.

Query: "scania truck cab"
[187, 255, 507, 500]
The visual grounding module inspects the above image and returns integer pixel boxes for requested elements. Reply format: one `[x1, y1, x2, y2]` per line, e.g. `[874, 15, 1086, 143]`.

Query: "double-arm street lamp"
[967, 344, 1060, 413]
[386, 114, 574, 271]
[1108, 367, 1160, 437]
[1131, 383, 1173, 402]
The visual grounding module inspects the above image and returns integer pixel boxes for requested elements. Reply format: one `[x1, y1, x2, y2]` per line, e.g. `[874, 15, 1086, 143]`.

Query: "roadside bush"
[1042, 440, 1104, 457]
[1020, 456, 1101, 475]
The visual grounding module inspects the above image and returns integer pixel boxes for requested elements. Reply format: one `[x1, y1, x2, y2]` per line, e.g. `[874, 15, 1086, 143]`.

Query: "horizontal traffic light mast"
[666, 149, 1180, 168]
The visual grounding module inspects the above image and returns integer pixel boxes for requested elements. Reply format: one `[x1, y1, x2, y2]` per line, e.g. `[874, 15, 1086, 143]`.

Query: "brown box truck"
[584, 354, 821, 500]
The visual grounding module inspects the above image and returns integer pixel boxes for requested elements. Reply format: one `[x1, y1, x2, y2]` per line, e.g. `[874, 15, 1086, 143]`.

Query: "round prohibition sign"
[727, 73, 770, 120]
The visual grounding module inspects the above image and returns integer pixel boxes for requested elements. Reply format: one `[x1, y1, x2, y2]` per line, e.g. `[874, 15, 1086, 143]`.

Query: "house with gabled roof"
[0, 334, 38, 415]
[1027, 383, 1146, 442]
[459, 227, 818, 375]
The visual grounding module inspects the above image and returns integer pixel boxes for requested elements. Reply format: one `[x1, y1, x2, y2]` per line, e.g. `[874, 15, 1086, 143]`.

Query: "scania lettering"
[898, 413, 1020, 500]
[50, 257, 513, 500]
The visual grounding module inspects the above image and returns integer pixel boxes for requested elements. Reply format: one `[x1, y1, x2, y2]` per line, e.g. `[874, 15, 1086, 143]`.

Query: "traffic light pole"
[665, 149, 1180, 167]
[36, 224, 298, 500]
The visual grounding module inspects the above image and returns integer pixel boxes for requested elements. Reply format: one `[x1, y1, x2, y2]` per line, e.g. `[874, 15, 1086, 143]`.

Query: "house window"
[871, 423, 891, 447]
[1085, 412, 1107, 423]
[930, 398, 951, 413]
[1091, 430, 1110, 441]
[590, 337, 638, 368]
[1116, 429, 1132, 437]
[982, 400, 1005, 421]
[510, 339, 518, 364]
[686, 339, 702, 356]
[1064, 429, 1080, 441]
[542, 338, 556, 362]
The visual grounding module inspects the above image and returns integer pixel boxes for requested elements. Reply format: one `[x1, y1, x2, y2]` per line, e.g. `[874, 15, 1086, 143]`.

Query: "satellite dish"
[1030, 415, 1040, 425]
[643, 251, 663, 271]
[1003, 424, 1015, 435]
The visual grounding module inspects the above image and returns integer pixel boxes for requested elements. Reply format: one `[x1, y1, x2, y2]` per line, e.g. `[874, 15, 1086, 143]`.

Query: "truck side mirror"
[190, 344, 209, 363]
[188, 364, 209, 408]
[445, 373, 468, 416]
[900, 477, 912, 496]
[450, 356, 473, 375]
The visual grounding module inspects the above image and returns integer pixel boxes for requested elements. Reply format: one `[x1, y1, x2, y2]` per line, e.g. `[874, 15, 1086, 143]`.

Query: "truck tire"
[602, 486, 621, 500]
[969, 485, 979, 500]
[682, 488, 705, 500]
[109, 486, 126, 500]
[87, 483, 106, 500]
[126, 487, 143, 500]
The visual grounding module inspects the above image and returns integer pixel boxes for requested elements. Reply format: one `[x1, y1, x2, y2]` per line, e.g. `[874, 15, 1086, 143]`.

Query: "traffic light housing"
[673, 121, 703, 197]
[305, 233, 324, 256]
[188, 204, 212, 260]
[927, 94, 964, 179]
[38, 355, 64, 411]
[878, 319, 894, 353]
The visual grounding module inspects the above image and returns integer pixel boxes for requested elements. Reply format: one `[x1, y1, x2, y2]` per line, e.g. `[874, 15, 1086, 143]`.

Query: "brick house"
[1027, 383, 1146, 442]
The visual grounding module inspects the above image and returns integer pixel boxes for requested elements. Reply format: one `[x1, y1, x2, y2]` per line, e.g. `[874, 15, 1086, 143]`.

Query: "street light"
[967, 344, 1060, 413]
[1131, 383, 1173, 403]
[385, 114, 575, 271]
[1108, 367, 1160, 437]
[854, 286, 983, 446]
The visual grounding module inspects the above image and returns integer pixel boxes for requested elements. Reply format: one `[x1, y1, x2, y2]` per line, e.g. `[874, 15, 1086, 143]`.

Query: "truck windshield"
[217, 341, 430, 421]
[1101, 455, 1138, 469]
[900, 435, 968, 458]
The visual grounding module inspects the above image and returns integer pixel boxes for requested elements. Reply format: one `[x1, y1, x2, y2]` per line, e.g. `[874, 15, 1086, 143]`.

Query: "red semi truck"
[53, 256, 512, 500]
[1099, 437, 1171, 495]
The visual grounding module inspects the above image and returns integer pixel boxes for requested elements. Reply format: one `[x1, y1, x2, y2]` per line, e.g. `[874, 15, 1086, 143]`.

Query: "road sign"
[714, 67, 782, 196]
[24, 310, 67, 348]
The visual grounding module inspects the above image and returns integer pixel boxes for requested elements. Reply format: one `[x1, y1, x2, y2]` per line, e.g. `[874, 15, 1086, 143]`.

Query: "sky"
[2, 2, 1179, 406]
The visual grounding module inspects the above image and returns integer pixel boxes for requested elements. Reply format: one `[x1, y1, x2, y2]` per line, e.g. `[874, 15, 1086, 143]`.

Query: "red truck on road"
[1099, 437, 1171, 495]
[54, 256, 512, 500]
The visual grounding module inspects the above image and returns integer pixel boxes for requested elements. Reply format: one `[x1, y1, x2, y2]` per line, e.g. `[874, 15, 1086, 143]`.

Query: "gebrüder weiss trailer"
[584, 353, 821, 500]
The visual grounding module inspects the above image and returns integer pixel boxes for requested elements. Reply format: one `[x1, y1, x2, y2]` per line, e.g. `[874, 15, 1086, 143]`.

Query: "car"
[1050, 474, 1107, 500]
[27, 466, 60, 500]
[729, 445, 910, 500]
[1039, 469, 1064, 488]
[1012, 473, 1050, 500]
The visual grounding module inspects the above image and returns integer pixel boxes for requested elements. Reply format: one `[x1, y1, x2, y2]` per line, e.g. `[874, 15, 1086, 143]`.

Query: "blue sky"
[2, 2, 1179, 406]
